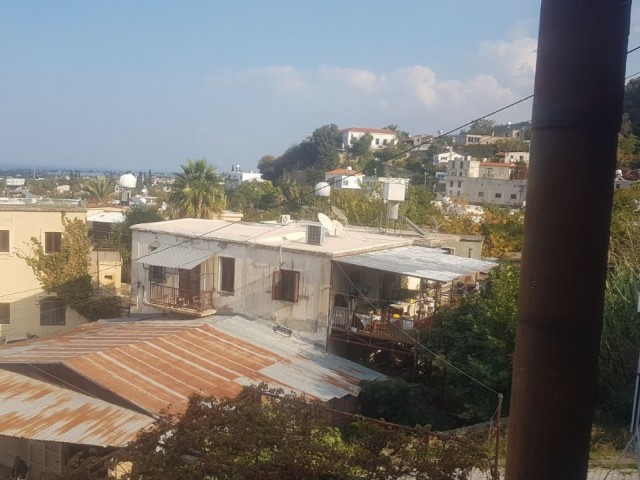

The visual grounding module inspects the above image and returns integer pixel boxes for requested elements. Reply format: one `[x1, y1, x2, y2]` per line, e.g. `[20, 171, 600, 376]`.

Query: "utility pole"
[505, 1, 631, 479]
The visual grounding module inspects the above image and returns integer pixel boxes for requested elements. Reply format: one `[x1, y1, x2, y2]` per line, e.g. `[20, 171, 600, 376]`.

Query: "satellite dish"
[331, 205, 349, 225]
[333, 220, 345, 237]
[318, 213, 336, 236]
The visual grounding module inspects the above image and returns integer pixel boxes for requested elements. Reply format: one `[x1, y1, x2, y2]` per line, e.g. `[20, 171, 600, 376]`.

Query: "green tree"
[18, 215, 120, 321]
[349, 132, 374, 163]
[169, 159, 226, 219]
[80, 177, 117, 205]
[467, 119, 496, 135]
[47, 385, 490, 480]
[228, 180, 284, 220]
[623, 77, 640, 137]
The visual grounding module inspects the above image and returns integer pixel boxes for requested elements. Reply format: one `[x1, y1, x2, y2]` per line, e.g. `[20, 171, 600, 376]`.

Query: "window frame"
[148, 246, 166, 283]
[44, 231, 62, 254]
[40, 298, 66, 326]
[0, 230, 9, 253]
[272, 269, 300, 303]
[219, 257, 235, 293]
[0, 303, 9, 325]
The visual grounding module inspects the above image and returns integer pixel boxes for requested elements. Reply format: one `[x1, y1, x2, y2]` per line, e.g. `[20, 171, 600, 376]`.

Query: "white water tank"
[314, 182, 331, 197]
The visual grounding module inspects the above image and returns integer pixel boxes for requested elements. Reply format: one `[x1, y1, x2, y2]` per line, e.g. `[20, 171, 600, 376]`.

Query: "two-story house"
[130, 219, 494, 346]
[0, 198, 90, 341]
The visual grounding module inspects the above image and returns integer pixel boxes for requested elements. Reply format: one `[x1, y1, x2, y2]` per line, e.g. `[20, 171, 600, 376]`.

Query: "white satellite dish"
[318, 213, 335, 236]
[331, 205, 349, 225]
[333, 220, 345, 237]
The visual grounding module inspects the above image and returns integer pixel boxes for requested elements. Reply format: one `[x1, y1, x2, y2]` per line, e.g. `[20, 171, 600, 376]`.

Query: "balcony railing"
[329, 306, 430, 344]
[149, 283, 214, 315]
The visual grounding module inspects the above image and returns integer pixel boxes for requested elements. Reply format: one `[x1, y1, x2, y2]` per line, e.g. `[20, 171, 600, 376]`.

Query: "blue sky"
[2, 1, 640, 173]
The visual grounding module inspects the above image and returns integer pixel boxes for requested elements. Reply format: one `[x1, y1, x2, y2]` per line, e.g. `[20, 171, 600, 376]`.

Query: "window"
[510, 194, 517, 200]
[219, 257, 235, 293]
[375, 138, 380, 145]
[272, 269, 300, 303]
[45, 232, 62, 253]
[449, 181, 453, 187]
[478, 192, 484, 198]
[456, 191, 461, 196]
[148, 247, 165, 283]
[40, 298, 65, 325]
[0, 230, 8, 253]
[457, 181, 462, 187]
[495, 193, 502, 199]
[0, 303, 9, 324]
[383, 139, 388, 145]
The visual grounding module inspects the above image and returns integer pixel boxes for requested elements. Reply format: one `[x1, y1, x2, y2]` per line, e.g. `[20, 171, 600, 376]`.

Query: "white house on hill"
[338, 127, 397, 150]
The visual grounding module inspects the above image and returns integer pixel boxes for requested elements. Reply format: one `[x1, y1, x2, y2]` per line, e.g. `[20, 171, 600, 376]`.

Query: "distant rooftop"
[0, 197, 85, 211]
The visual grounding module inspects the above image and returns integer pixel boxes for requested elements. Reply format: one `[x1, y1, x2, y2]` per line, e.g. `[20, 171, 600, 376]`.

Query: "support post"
[505, 1, 631, 479]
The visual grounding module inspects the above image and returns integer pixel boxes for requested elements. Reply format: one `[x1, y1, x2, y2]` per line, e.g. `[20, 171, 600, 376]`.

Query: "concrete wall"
[0, 436, 63, 476]
[132, 231, 333, 342]
[0, 209, 89, 339]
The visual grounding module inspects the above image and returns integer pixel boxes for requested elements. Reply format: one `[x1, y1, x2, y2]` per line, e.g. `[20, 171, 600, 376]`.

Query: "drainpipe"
[505, 1, 630, 479]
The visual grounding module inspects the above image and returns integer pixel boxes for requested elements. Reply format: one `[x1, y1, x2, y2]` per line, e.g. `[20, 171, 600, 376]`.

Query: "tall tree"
[80, 177, 117, 205]
[169, 159, 226, 219]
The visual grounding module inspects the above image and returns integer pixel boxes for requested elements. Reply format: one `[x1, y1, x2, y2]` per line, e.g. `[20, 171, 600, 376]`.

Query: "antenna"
[331, 205, 349, 227]
[318, 213, 336, 236]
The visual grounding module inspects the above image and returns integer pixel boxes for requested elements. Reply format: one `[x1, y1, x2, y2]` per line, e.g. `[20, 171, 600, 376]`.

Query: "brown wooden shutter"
[272, 269, 281, 300]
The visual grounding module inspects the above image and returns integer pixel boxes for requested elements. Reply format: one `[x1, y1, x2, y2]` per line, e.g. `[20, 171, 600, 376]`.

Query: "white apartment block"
[433, 148, 465, 165]
[443, 157, 527, 207]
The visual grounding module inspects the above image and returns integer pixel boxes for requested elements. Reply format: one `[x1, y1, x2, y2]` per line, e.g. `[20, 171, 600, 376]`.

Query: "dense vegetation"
[44, 385, 492, 480]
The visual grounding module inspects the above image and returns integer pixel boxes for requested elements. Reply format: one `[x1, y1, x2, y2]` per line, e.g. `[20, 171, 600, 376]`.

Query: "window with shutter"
[0, 230, 9, 253]
[45, 232, 62, 253]
[272, 269, 300, 303]
[40, 298, 65, 325]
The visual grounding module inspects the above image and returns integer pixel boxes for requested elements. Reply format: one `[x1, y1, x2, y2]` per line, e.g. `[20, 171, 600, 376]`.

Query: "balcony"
[328, 306, 435, 346]
[147, 283, 215, 317]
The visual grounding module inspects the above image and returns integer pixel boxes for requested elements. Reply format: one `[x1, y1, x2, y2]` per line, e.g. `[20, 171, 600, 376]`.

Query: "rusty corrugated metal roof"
[0, 369, 154, 447]
[0, 317, 384, 416]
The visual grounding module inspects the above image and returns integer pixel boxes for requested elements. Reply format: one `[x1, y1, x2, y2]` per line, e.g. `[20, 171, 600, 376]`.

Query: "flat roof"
[130, 219, 479, 257]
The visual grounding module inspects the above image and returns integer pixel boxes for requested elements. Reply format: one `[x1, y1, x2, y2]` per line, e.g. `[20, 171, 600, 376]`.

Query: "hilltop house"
[338, 127, 398, 150]
[130, 219, 494, 346]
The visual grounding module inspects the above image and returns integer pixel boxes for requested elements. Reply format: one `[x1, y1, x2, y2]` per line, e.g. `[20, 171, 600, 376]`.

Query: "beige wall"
[0, 209, 89, 340]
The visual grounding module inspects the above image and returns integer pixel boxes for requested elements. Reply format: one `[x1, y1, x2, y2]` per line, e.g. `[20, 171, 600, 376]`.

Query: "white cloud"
[318, 66, 380, 92]
[476, 31, 537, 91]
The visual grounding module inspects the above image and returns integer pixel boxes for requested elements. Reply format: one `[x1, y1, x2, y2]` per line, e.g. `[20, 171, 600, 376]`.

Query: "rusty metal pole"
[505, 2, 631, 480]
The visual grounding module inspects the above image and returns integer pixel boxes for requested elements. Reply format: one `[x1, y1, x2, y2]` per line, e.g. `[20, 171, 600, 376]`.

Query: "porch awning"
[334, 245, 496, 283]
[139, 245, 213, 270]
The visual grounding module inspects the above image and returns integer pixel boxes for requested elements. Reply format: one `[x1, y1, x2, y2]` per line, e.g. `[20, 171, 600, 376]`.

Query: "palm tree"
[80, 177, 117, 205]
[169, 159, 226, 218]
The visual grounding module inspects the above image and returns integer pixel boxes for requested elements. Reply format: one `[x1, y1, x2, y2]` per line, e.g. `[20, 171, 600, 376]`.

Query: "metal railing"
[149, 283, 214, 313]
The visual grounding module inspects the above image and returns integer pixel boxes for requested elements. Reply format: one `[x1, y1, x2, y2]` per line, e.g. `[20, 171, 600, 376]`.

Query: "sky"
[2, 1, 640, 174]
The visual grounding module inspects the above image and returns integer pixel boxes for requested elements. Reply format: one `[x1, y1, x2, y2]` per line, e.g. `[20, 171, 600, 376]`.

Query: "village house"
[0, 315, 384, 476]
[324, 166, 365, 189]
[129, 218, 494, 346]
[0, 198, 91, 342]
[442, 157, 528, 207]
[338, 127, 398, 150]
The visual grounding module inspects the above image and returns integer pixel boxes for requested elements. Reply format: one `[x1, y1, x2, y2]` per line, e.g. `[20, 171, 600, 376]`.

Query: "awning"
[334, 245, 496, 283]
[139, 245, 213, 270]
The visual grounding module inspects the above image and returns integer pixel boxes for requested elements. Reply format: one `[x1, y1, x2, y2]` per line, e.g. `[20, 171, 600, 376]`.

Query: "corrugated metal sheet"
[0, 317, 384, 416]
[0, 369, 154, 447]
[335, 245, 496, 283]
[138, 245, 213, 269]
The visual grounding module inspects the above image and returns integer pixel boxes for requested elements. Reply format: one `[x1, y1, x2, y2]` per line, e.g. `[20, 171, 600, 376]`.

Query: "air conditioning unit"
[279, 214, 291, 225]
[306, 224, 325, 245]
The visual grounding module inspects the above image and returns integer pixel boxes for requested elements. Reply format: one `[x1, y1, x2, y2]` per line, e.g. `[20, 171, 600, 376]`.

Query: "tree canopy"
[169, 159, 226, 219]
[47, 385, 490, 480]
